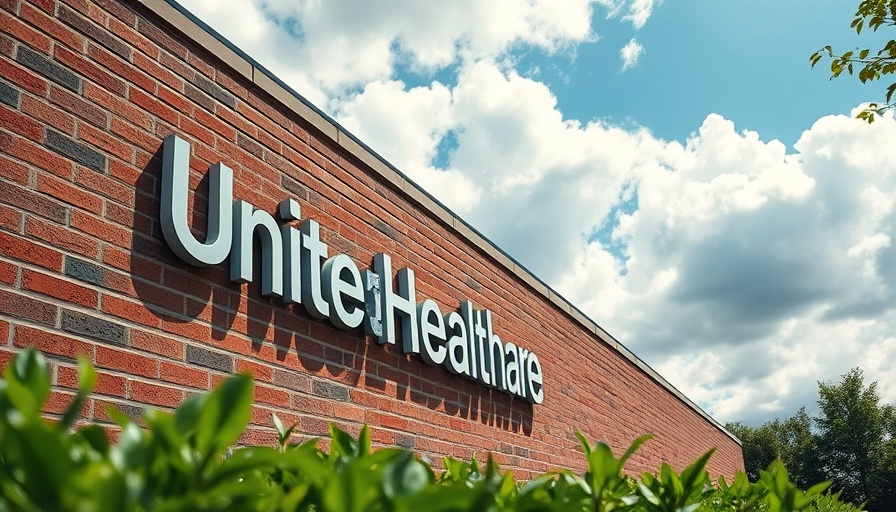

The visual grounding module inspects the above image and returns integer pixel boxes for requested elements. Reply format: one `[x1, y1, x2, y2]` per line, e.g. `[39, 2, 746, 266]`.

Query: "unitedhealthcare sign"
[159, 135, 545, 404]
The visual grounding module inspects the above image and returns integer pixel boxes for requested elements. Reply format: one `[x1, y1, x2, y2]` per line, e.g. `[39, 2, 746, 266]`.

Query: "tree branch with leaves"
[811, 0, 896, 122]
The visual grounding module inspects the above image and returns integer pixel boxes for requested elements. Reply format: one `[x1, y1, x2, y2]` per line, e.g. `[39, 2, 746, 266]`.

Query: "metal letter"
[417, 299, 447, 365]
[374, 253, 418, 354]
[160, 135, 232, 266]
[230, 200, 283, 297]
[443, 311, 468, 375]
[527, 352, 544, 404]
[300, 219, 330, 319]
[322, 254, 364, 330]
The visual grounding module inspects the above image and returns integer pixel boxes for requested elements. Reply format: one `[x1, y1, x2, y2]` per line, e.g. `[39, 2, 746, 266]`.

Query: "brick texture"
[0, 0, 744, 480]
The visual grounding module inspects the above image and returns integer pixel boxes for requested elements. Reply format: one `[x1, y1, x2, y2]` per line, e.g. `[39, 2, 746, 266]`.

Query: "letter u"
[160, 135, 233, 266]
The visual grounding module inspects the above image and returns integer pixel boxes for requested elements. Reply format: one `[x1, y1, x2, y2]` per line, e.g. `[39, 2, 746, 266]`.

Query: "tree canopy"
[728, 369, 896, 511]
[811, 0, 896, 122]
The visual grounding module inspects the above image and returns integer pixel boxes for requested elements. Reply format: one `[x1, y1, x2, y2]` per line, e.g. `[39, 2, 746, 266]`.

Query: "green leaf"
[174, 392, 206, 435]
[358, 424, 371, 456]
[193, 373, 253, 463]
[272, 412, 285, 438]
[77, 424, 111, 455]
[575, 430, 593, 458]
[383, 451, 429, 499]
[4, 347, 51, 417]
[886, 82, 896, 102]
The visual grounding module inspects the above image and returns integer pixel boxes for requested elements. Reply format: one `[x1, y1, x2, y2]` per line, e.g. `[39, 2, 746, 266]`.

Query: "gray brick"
[186, 345, 232, 372]
[374, 219, 402, 241]
[193, 74, 235, 109]
[45, 130, 106, 173]
[16, 45, 81, 93]
[113, 402, 142, 419]
[273, 369, 311, 392]
[396, 435, 416, 449]
[237, 133, 264, 159]
[312, 379, 349, 402]
[282, 177, 309, 201]
[0, 81, 19, 108]
[64, 256, 104, 286]
[184, 82, 215, 112]
[61, 310, 128, 345]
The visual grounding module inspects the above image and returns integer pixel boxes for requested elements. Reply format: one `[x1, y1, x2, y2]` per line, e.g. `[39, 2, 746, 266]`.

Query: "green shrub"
[0, 348, 862, 511]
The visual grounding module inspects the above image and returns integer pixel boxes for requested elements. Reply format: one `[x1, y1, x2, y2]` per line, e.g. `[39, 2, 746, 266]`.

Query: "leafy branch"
[810, 0, 896, 122]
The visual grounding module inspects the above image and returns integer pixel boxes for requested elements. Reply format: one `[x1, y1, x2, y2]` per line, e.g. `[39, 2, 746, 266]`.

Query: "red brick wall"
[0, 0, 744, 477]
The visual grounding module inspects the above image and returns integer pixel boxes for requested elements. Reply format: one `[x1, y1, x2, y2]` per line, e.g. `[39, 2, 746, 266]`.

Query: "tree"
[726, 421, 777, 482]
[726, 408, 823, 488]
[810, 0, 896, 122]
[816, 368, 896, 510]
[769, 408, 825, 490]
[731, 369, 896, 510]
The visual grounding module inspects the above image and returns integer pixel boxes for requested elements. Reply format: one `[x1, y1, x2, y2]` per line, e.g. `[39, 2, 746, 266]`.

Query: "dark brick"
[0, 289, 57, 326]
[186, 344, 232, 372]
[183, 82, 214, 112]
[237, 133, 263, 159]
[312, 379, 349, 402]
[273, 368, 310, 392]
[16, 45, 81, 93]
[57, 5, 131, 60]
[0, 181, 68, 223]
[111, 402, 141, 419]
[61, 309, 128, 344]
[192, 74, 235, 109]
[64, 255, 104, 285]
[465, 276, 482, 292]
[374, 219, 402, 241]
[396, 435, 416, 449]
[45, 130, 107, 172]
[0, 80, 19, 108]
[281, 177, 309, 201]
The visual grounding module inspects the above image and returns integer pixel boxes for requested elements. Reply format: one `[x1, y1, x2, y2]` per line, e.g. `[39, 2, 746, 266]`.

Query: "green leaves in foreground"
[0, 348, 863, 511]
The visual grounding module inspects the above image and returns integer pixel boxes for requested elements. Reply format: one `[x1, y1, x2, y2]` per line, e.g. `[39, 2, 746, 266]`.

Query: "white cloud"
[623, 0, 662, 29]
[620, 38, 645, 71]
[175, 0, 896, 428]
[334, 79, 481, 214]
[180, 0, 597, 103]
[596, 0, 661, 28]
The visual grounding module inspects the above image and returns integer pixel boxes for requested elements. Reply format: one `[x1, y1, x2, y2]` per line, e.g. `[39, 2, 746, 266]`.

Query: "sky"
[174, 0, 896, 427]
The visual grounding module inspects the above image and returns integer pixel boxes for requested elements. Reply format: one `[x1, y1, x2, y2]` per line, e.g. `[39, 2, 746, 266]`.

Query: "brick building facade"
[0, 0, 744, 477]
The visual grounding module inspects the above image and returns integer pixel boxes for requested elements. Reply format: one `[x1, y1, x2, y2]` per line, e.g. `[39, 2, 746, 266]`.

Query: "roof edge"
[129, 0, 742, 447]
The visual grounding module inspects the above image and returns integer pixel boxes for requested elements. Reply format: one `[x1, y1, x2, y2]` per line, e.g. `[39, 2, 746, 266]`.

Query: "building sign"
[159, 135, 544, 404]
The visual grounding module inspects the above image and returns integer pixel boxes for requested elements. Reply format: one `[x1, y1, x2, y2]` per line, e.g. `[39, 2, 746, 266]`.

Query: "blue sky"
[513, 0, 892, 146]
[177, 0, 896, 427]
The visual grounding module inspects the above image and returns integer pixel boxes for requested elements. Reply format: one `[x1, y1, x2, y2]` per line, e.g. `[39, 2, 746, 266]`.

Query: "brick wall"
[0, 0, 745, 477]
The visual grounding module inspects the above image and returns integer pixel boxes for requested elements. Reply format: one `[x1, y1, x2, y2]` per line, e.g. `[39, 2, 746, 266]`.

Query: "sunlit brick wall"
[0, 0, 744, 478]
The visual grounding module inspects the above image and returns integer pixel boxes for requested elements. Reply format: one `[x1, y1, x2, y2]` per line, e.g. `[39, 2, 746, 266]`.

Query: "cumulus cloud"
[620, 38, 645, 71]
[334, 79, 481, 214]
[176, 0, 896, 427]
[180, 0, 596, 103]
[334, 53, 896, 425]
[555, 113, 896, 423]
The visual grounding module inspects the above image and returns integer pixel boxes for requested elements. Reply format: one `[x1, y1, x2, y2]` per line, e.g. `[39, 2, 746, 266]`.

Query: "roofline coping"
[130, 0, 742, 447]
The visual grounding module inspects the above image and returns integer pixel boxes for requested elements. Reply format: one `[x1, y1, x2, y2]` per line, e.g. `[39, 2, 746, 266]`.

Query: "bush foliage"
[0, 348, 863, 511]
